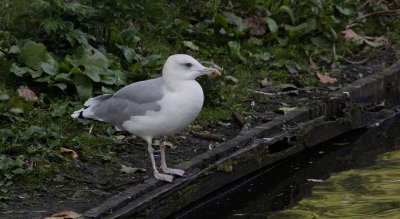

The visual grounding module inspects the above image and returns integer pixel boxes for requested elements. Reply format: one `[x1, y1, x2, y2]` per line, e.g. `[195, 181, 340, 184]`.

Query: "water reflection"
[270, 150, 400, 218]
[173, 114, 400, 219]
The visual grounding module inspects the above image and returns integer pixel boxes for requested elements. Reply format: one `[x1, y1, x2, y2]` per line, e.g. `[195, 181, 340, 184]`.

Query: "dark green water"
[269, 150, 400, 219]
[173, 113, 400, 219]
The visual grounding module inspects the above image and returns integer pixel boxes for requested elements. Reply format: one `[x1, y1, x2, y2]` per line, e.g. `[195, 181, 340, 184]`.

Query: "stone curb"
[83, 60, 400, 218]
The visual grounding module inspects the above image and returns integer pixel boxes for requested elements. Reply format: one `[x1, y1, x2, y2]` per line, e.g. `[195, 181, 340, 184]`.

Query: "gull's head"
[162, 54, 221, 80]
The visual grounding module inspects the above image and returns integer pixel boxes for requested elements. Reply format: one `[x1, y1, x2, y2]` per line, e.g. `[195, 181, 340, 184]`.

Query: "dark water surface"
[172, 113, 400, 219]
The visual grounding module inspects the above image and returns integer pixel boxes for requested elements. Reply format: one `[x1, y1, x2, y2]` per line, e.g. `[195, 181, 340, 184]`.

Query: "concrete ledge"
[84, 60, 400, 218]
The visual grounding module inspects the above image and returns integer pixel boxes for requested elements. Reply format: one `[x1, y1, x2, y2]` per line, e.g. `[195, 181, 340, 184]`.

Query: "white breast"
[122, 80, 204, 138]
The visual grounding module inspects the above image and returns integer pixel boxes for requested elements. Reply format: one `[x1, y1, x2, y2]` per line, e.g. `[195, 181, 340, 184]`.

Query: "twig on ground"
[357, 0, 370, 10]
[191, 131, 225, 142]
[347, 9, 400, 28]
[88, 125, 93, 135]
[344, 57, 370, 65]
[247, 89, 298, 96]
[232, 111, 251, 134]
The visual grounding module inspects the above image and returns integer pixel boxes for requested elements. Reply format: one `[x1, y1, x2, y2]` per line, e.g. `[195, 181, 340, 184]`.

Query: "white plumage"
[71, 54, 220, 182]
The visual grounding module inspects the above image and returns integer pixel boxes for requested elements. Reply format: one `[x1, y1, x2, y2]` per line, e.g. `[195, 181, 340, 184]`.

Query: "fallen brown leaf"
[17, 85, 38, 101]
[309, 57, 319, 70]
[374, 35, 388, 42]
[50, 211, 81, 219]
[341, 29, 360, 39]
[316, 72, 338, 84]
[243, 17, 266, 36]
[60, 147, 78, 159]
[27, 159, 34, 170]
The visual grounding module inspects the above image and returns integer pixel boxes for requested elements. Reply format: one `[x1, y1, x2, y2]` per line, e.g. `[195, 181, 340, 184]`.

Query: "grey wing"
[92, 78, 165, 130]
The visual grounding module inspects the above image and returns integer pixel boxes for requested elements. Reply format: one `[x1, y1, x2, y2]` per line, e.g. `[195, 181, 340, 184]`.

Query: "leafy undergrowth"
[0, 0, 400, 215]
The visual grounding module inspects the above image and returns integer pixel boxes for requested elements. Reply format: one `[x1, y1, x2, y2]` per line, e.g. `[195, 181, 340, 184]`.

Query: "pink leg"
[145, 138, 173, 182]
[160, 141, 185, 176]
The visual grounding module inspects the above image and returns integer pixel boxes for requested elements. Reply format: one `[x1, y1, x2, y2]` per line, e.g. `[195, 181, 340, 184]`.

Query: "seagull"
[71, 54, 221, 182]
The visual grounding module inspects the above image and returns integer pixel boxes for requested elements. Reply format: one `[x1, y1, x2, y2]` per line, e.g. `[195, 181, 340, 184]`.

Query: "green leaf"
[305, 19, 317, 33]
[225, 75, 238, 83]
[215, 13, 228, 29]
[183, 41, 200, 51]
[327, 27, 338, 41]
[72, 74, 93, 99]
[251, 52, 271, 61]
[364, 40, 386, 48]
[54, 73, 72, 82]
[23, 126, 44, 139]
[228, 41, 245, 61]
[65, 29, 90, 46]
[279, 6, 295, 24]
[174, 19, 190, 33]
[50, 102, 69, 117]
[10, 63, 28, 77]
[222, 12, 246, 34]
[119, 24, 140, 45]
[0, 128, 14, 139]
[247, 37, 263, 46]
[20, 41, 47, 70]
[10, 107, 24, 114]
[12, 168, 25, 175]
[285, 19, 316, 38]
[101, 86, 114, 94]
[262, 17, 278, 33]
[335, 5, 352, 16]
[223, 12, 243, 27]
[9, 45, 20, 54]
[117, 44, 137, 62]
[10, 63, 42, 78]
[35, 75, 51, 82]
[40, 53, 59, 76]
[70, 66, 83, 75]
[66, 46, 109, 82]
[52, 83, 67, 90]
[0, 94, 10, 101]
[311, 37, 331, 48]
[102, 69, 126, 86]
[40, 17, 73, 34]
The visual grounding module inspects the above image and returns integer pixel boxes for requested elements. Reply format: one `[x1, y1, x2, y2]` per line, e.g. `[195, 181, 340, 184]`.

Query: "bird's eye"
[184, 63, 192, 68]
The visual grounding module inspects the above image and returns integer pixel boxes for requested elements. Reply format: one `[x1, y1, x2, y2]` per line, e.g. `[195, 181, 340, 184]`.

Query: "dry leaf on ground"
[342, 29, 389, 48]
[309, 57, 319, 70]
[60, 147, 78, 159]
[243, 17, 266, 36]
[49, 211, 81, 219]
[120, 165, 146, 174]
[374, 36, 388, 42]
[316, 72, 338, 84]
[342, 29, 360, 39]
[278, 107, 297, 115]
[17, 85, 38, 101]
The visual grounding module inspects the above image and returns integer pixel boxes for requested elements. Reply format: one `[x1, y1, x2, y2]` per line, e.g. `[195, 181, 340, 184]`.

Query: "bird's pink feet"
[154, 172, 173, 182]
[161, 167, 185, 176]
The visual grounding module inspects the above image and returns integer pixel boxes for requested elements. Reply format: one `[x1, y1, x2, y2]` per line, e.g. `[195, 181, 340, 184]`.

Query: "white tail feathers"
[71, 95, 110, 120]
[71, 109, 84, 118]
